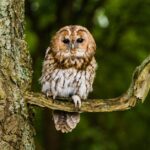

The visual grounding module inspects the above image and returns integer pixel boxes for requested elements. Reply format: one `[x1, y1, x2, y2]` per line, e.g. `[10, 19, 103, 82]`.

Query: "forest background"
[25, 0, 150, 149]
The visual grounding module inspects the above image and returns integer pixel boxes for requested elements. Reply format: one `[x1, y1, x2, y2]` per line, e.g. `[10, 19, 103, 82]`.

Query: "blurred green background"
[25, 0, 150, 149]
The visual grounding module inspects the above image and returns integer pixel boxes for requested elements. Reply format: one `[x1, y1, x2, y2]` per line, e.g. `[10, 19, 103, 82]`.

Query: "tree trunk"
[0, 0, 35, 149]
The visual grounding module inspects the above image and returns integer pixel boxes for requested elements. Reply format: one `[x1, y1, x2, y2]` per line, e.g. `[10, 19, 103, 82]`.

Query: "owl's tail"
[52, 110, 80, 133]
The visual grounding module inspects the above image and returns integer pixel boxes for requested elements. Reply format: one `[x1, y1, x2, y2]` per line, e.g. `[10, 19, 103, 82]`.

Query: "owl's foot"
[46, 91, 56, 103]
[46, 91, 53, 98]
[72, 95, 81, 108]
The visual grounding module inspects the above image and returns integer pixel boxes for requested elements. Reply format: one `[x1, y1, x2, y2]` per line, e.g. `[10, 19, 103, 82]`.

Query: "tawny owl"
[40, 25, 97, 133]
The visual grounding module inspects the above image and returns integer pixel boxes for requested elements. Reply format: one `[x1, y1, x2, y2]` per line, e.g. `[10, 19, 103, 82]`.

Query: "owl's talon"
[72, 95, 81, 108]
[46, 91, 55, 103]
[46, 93, 50, 98]
[53, 95, 56, 100]
[46, 91, 52, 98]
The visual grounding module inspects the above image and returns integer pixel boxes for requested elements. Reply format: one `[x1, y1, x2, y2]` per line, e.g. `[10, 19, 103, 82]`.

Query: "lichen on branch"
[25, 55, 150, 113]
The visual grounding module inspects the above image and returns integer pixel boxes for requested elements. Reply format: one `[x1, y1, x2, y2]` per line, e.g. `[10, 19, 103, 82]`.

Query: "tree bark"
[0, 0, 34, 149]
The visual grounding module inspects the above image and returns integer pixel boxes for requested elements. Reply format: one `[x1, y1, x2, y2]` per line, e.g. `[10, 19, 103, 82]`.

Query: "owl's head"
[50, 25, 96, 69]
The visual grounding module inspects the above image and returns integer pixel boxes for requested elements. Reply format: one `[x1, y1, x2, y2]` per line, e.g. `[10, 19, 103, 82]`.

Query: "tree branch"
[25, 55, 150, 112]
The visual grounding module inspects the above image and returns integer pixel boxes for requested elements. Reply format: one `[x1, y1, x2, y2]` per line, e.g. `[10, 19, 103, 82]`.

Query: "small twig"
[25, 55, 150, 112]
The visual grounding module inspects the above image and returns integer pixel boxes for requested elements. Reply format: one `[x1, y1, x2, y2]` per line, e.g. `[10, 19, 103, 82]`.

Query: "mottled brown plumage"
[40, 25, 97, 133]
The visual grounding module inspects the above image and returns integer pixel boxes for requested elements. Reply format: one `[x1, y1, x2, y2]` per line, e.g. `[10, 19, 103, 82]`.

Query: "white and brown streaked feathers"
[40, 25, 97, 133]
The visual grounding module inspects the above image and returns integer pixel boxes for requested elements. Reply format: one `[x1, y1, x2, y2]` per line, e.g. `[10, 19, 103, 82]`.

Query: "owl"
[40, 25, 97, 133]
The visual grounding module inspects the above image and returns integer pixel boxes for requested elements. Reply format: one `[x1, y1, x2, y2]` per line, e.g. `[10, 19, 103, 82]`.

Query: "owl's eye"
[63, 39, 70, 44]
[76, 38, 84, 43]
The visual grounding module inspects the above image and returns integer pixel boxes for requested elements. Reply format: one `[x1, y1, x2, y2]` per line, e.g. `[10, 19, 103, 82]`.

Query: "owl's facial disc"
[51, 25, 96, 69]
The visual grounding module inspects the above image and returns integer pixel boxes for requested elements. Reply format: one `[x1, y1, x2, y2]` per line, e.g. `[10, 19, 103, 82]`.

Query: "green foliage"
[25, 0, 150, 149]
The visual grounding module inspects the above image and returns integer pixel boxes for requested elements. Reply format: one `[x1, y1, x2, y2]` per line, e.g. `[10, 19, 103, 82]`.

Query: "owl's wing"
[39, 46, 51, 84]
[39, 46, 56, 96]
[45, 46, 51, 58]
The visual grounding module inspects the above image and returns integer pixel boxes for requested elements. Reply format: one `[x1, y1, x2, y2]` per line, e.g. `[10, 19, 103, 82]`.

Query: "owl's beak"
[71, 43, 75, 49]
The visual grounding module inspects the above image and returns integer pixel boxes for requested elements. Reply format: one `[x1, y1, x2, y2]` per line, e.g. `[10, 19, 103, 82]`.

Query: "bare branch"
[25, 55, 150, 112]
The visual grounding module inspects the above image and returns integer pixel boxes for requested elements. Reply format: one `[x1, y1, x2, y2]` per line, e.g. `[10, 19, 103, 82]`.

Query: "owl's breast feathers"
[40, 53, 97, 99]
